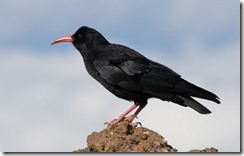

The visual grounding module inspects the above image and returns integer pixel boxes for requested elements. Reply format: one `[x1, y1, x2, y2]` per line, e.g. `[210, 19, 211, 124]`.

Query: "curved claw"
[130, 122, 142, 128]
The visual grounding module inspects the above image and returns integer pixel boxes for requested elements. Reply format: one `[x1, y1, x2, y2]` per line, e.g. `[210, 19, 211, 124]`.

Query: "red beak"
[51, 35, 73, 45]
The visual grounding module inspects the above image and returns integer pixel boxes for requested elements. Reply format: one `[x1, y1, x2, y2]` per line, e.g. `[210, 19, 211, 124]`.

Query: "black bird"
[51, 26, 220, 126]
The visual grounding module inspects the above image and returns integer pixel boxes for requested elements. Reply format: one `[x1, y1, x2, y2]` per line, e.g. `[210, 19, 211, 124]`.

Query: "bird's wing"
[94, 59, 144, 92]
[94, 56, 182, 92]
[138, 61, 182, 91]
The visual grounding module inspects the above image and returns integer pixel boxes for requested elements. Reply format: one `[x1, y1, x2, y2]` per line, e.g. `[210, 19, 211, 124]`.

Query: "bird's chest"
[83, 51, 108, 79]
[83, 59, 99, 80]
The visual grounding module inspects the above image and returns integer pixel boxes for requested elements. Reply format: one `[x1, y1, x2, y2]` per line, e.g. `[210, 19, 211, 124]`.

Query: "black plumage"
[51, 26, 220, 125]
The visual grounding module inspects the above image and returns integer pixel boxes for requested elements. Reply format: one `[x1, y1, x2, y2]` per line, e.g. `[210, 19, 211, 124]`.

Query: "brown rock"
[74, 120, 177, 152]
[73, 120, 218, 152]
[189, 147, 218, 152]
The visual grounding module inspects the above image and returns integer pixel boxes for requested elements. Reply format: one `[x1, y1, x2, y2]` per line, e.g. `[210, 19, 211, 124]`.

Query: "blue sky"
[0, 0, 240, 152]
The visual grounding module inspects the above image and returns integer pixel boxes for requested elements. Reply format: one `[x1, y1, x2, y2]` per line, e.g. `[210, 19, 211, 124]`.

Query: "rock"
[73, 120, 218, 152]
[189, 147, 218, 152]
[73, 120, 177, 152]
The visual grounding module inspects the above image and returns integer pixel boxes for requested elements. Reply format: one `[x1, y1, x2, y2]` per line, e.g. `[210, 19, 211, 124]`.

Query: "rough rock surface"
[73, 120, 218, 152]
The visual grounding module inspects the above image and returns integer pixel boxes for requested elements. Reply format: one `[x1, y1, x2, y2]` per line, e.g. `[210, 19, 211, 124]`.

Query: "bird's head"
[51, 26, 109, 55]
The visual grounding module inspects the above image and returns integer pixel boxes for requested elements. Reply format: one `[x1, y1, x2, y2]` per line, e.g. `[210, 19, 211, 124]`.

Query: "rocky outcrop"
[73, 120, 218, 152]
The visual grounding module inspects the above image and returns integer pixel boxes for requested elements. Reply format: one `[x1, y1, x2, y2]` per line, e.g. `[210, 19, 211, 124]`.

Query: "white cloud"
[168, 0, 238, 36]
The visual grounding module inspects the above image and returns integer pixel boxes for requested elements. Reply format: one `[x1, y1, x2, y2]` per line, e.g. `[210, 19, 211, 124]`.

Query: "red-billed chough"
[51, 26, 220, 126]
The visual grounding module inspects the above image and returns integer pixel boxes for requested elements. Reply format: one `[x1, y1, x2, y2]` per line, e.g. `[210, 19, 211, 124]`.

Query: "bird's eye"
[78, 34, 82, 39]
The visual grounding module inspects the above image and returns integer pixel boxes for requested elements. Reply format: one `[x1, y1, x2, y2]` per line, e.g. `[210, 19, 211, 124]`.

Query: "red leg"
[105, 104, 138, 126]
[106, 103, 146, 127]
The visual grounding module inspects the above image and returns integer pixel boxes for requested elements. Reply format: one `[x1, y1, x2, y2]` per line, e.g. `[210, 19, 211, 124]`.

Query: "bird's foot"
[104, 117, 125, 127]
[104, 114, 141, 127]
[125, 114, 142, 127]
[124, 114, 137, 122]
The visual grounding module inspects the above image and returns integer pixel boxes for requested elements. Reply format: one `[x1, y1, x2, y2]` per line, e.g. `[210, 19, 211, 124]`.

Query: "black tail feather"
[177, 96, 212, 114]
[170, 79, 220, 104]
[144, 90, 212, 114]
